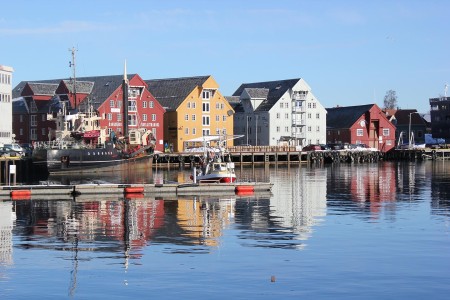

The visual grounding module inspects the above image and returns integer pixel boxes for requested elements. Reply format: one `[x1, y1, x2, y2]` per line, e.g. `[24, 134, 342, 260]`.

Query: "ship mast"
[122, 60, 129, 139]
[69, 47, 77, 109]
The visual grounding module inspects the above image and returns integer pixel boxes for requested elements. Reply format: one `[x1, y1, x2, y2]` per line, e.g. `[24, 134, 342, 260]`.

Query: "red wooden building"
[326, 104, 396, 152]
[12, 74, 166, 151]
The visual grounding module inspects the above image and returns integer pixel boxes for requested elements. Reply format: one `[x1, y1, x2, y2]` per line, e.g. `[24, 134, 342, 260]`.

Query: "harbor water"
[0, 161, 449, 299]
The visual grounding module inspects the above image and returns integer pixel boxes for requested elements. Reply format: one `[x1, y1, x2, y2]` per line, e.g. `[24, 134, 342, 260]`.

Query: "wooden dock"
[0, 182, 273, 201]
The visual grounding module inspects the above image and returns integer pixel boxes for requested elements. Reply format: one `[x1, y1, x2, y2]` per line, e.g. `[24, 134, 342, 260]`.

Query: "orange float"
[10, 190, 31, 200]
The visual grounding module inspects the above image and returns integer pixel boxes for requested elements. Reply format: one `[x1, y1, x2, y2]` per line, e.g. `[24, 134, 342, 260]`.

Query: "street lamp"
[408, 112, 419, 149]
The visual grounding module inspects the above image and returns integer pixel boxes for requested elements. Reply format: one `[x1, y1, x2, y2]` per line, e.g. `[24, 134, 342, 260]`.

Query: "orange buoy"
[235, 190, 254, 196]
[235, 185, 254, 193]
[124, 187, 144, 194]
[10, 190, 31, 200]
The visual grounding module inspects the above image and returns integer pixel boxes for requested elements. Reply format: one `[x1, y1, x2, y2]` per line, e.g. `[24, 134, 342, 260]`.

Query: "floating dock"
[0, 182, 273, 201]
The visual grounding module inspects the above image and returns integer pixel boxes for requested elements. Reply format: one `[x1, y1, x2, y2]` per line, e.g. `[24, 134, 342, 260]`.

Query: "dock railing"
[227, 145, 297, 153]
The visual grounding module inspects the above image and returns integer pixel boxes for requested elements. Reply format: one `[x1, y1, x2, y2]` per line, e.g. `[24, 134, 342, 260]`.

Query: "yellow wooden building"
[146, 75, 234, 152]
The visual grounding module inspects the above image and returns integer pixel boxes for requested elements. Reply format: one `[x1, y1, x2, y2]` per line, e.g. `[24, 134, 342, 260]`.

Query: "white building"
[229, 78, 326, 148]
[0, 65, 14, 145]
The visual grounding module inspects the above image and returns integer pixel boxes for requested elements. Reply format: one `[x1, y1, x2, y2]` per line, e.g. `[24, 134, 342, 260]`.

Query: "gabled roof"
[226, 96, 244, 113]
[145, 76, 210, 111]
[232, 78, 300, 112]
[393, 109, 425, 126]
[12, 98, 29, 114]
[326, 104, 374, 128]
[12, 74, 138, 110]
[244, 88, 269, 99]
[13, 80, 60, 99]
[62, 80, 95, 94]
[26, 83, 59, 96]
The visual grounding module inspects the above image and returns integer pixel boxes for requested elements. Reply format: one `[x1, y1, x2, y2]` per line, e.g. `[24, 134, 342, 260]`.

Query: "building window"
[202, 102, 210, 112]
[223, 115, 226, 121]
[202, 90, 211, 100]
[129, 100, 137, 112]
[308, 103, 312, 108]
[328, 130, 331, 135]
[202, 129, 210, 136]
[202, 116, 210, 126]
[386, 140, 392, 145]
[276, 126, 280, 132]
[117, 114, 122, 122]
[193, 128, 196, 135]
[128, 115, 137, 126]
[308, 113, 311, 119]
[20, 115, 23, 122]
[276, 113, 280, 119]
[313, 103, 316, 108]
[41, 128, 46, 136]
[143, 101, 147, 108]
[280, 103, 284, 108]
[42, 114, 46, 121]
[383, 128, 390, 136]
[19, 128, 23, 135]
[192, 102, 196, 109]
[216, 115, 220, 121]
[143, 114, 147, 121]
[31, 115, 37, 126]
[308, 126, 312, 132]
[185, 114, 189, 121]
[107, 113, 112, 120]
[187, 102, 191, 108]
[285, 126, 289, 132]
[316, 113, 320, 119]
[185, 128, 189, 135]
[152, 114, 156, 121]
[110, 100, 115, 107]
[30, 128, 37, 140]
[149, 101, 154, 108]
[192, 114, 196, 121]
[285, 113, 289, 119]
[316, 126, 320, 132]
[357, 129, 363, 136]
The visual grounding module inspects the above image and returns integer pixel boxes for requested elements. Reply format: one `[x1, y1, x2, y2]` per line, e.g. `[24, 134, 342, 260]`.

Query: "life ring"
[153, 154, 159, 160]
[178, 155, 185, 162]
[189, 155, 195, 162]
[165, 154, 170, 162]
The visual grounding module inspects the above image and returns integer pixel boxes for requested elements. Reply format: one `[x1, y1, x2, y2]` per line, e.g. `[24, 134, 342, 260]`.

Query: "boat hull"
[195, 174, 237, 183]
[32, 147, 153, 174]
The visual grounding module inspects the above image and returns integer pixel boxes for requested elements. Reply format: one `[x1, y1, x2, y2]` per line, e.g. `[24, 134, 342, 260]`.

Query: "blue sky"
[1, 0, 449, 113]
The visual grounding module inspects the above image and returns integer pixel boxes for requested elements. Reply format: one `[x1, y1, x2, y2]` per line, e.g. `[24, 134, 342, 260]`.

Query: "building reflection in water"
[0, 201, 15, 269]
[3, 162, 450, 285]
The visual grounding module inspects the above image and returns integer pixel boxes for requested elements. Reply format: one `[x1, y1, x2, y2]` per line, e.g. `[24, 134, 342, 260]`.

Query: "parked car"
[0, 146, 20, 157]
[327, 143, 346, 150]
[2, 144, 24, 156]
[302, 144, 322, 151]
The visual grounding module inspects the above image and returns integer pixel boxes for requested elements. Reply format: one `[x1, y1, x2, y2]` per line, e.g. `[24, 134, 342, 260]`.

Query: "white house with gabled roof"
[229, 78, 326, 148]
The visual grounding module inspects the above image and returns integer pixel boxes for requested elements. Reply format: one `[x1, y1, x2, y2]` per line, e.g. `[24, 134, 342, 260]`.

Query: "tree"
[383, 90, 398, 109]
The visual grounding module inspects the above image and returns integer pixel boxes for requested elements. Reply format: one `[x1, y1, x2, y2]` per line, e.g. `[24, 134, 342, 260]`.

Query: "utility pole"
[69, 47, 77, 108]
